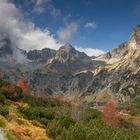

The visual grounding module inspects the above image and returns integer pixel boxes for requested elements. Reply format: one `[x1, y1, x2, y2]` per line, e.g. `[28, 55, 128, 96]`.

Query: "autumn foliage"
[0, 79, 23, 100]
[56, 93, 64, 102]
[102, 100, 119, 126]
[17, 79, 26, 90]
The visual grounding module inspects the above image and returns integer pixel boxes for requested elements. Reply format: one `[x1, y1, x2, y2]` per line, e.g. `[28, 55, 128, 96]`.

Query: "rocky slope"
[86, 25, 140, 103]
[28, 44, 104, 94]
[27, 48, 56, 62]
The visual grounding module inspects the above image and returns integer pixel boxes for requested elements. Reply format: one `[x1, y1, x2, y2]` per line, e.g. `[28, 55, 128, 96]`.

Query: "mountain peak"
[129, 25, 140, 49]
[59, 43, 74, 52]
[64, 43, 73, 48]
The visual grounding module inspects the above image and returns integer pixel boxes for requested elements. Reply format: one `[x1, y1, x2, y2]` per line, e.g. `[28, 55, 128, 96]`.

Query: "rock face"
[86, 25, 140, 102]
[29, 44, 102, 93]
[97, 42, 128, 61]
[1, 25, 140, 103]
[0, 36, 13, 56]
[44, 44, 94, 75]
[27, 48, 56, 62]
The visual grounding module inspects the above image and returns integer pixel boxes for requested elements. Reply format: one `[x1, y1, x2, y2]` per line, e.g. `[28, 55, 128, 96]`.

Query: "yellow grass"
[4, 101, 50, 140]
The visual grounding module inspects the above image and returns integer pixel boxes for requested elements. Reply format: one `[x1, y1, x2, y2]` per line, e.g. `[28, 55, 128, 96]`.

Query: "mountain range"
[0, 25, 140, 105]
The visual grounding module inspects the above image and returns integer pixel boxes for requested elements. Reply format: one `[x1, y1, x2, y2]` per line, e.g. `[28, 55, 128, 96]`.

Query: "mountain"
[43, 43, 94, 74]
[0, 25, 140, 104]
[0, 36, 103, 94]
[29, 44, 104, 94]
[85, 25, 140, 103]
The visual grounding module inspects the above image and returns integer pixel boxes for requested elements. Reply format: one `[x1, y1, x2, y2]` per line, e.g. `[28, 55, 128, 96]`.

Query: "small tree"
[17, 79, 26, 90]
[102, 100, 119, 126]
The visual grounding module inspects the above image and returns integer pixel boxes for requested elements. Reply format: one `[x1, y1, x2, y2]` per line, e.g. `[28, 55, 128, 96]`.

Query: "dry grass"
[4, 101, 50, 140]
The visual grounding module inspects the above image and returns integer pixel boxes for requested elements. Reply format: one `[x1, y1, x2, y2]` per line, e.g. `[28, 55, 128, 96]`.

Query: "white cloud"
[0, 0, 62, 51]
[75, 46, 104, 57]
[0, 0, 104, 57]
[32, 0, 61, 17]
[57, 22, 79, 42]
[33, 0, 51, 6]
[85, 22, 97, 29]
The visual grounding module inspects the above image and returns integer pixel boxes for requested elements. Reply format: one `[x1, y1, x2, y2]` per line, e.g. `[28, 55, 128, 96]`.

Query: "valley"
[0, 0, 140, 139]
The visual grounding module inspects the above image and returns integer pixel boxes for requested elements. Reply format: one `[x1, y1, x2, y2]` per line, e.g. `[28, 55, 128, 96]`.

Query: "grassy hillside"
[0, 79, 140, 140]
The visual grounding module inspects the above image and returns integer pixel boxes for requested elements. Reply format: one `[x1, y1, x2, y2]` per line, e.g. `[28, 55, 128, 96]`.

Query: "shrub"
[0, 79, 6, 87]
[119, 119, 134, 129]
[82, 108, 101, 121]
[23, 94, 61, 107]
[102, 101, 120, 126]
[55, 119, 140, 140]
[46, 116, 75, 139]
[0, 117, 5, 128]
[18, 106, 54, 120]
[38, 118, 49, 126]
[15, 87, 23, 99]
[47, 120, 63, 139]
[5, 130, 18, 140]
[59, 116, 75, 129]
[130, 97, 140, 116]
[0, 105, 9, 116]
[65, 123, 86, 140]
[1, 84, 23, 101]
[0, 93, 6, 105]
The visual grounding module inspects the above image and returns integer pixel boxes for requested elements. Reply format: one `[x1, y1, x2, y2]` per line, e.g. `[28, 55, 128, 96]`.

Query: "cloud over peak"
[75, 46, 104, 57]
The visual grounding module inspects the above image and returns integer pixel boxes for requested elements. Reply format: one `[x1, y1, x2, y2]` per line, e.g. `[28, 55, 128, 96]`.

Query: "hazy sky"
[1, 0, 140, 56]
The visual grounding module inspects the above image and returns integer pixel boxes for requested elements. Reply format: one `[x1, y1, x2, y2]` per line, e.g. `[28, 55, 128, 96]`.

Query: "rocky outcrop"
[0, 37, 13, 56]
[27, 48, 56, 62]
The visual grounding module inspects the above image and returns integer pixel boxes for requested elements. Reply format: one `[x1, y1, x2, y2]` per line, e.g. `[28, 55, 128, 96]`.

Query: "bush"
[59, 116, 75, 129]
[1, 84, 23, 101]
[130, 97, 140, 116]
[119, 119, 134, 129]
[0, 93, 6, 105]
[38, 118, 49, 126]
[47, 120, 63, 139]
[0, 79, 6, 88]
[0, 105, 9, 116]
[55, 119, 140, 140]
[0, 117, 5, 128]
[63, 123, 86, 140]
[5, 130, 18, 140]
[18, 106, 54, 120]
[23, 94, 61, 107]
[47, 116, 75, 139]
[15, 87, 23, 99]
[82, 108, 101, 121]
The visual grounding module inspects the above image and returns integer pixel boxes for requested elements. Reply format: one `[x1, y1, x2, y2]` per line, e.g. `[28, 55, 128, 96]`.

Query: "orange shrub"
[102, 100, 119, 126]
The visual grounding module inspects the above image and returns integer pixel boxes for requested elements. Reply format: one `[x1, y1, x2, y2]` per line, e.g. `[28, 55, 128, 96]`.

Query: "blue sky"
[1, 0, 140, 56]
[12, 0, 140, 51]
